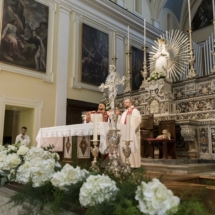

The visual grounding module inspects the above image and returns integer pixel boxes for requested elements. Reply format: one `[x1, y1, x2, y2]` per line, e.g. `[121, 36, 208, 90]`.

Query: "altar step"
[141, 158, 215, 174]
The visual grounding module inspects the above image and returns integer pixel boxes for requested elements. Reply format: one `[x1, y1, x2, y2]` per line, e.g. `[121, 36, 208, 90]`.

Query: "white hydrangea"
[79, 174, 119, 207]
[24, 147, 45, 161]
[0, 151, 7, 170]
[135, 178, 180, 215]
[4, 153, 21, 169]
[51, 164, 89, 190]
[16, 161, 32, 184]
[17, 145, 29, 156]
[30, 158, 56, 187]
[0, 145, 5, 152]
[7, 145, 18, 153]
[24, 147, 60, 162]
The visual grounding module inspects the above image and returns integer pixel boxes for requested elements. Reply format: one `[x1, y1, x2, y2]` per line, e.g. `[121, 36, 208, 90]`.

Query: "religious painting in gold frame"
[81, 23, 109, 86]
[0, 0, 49, 72]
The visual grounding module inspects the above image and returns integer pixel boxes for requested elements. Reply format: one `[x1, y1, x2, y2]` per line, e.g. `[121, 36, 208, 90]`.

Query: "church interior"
[1, 0, 215, 214]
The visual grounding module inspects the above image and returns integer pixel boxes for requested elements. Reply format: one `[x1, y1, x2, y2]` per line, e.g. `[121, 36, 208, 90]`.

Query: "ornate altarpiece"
[116, 75, 215, 160]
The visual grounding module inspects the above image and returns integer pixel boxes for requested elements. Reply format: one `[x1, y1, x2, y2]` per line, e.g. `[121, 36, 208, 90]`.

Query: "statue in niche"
[156, 129, 171, 140]
[152, 39, 169, 77]
[149, 30, 189, 82]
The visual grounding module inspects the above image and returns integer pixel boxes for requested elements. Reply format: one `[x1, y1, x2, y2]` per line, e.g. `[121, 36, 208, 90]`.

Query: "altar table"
[143, 138, 177, 159]
[36, 122, 138, 154]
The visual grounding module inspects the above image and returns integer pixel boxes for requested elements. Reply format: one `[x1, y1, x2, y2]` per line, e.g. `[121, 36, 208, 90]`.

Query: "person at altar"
[117, 98, 142, 168]
[86, 102, 110, 122]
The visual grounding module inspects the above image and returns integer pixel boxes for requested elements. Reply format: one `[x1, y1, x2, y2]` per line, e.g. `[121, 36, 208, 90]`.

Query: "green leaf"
[1, 177, 8, 186]
[0, 170, 9, 177]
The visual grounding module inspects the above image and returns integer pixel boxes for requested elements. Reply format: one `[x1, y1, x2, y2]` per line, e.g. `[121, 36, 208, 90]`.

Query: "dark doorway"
[66, 99, 98, 125]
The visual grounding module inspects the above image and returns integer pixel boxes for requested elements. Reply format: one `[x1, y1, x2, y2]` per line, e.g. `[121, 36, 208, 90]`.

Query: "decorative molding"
[0, 94, 43, 146]
[71, 13, 112, 92]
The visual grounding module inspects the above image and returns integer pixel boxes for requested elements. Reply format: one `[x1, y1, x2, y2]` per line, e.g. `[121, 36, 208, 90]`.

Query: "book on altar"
[91, 113, 103, 122]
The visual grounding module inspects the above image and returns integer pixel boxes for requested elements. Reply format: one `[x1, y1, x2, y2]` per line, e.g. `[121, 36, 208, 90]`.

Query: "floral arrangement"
[79, 174, 119, 207]
[1, 144, 213, 215]
[51, 164, 89, 190]
[0, 143, 60, 187]
[147, 71, 166, 81]
[135, 178, 180, 215]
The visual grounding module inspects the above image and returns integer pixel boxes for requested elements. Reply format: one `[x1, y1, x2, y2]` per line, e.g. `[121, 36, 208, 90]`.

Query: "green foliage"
[174, 187, 214, 215]
[42, 144, 55, 151]
[9, 181, 55, 215]
[114, 199, 141, 215]
[147, 71, 166, 81]
[6, 162, 215, 215]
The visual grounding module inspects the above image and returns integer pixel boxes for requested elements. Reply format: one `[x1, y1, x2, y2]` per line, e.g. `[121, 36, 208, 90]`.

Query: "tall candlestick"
[213, 0, 215, 18]
[127, 25, 129, 52]
[126, 115, 131, 141]
[188, 0, 191, 28]
[93, 114, 98, 141]
[144, 19, 146, 46]
[113, 31, 116, 57]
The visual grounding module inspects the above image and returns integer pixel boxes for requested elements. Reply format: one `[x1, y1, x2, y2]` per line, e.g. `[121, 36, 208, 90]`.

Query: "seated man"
[86, 102, 109, 122]
[15, 126, 30, 146]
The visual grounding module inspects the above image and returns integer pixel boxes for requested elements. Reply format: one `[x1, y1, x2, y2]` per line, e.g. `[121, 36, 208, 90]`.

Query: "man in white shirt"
[117, 99, 142, 168]
[15, 127, 30, 146]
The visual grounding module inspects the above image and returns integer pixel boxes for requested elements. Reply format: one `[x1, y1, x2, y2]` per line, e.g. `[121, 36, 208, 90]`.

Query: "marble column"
[180, 125, 198, 159]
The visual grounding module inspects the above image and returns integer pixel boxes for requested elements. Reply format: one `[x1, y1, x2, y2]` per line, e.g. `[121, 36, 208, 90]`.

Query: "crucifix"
[99, 65, 126, 115]
[99, 65, 126, 177]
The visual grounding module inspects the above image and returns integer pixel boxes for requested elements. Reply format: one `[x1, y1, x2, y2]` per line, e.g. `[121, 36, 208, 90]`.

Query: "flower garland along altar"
[0, 143, 214, 215]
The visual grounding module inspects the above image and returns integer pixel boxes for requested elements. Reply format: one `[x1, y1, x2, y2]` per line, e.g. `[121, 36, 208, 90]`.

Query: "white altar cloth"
[36, 122, 138, 154]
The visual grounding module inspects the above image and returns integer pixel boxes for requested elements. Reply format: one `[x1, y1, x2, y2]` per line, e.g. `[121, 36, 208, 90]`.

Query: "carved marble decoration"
[180, 125, 198, 159]
[115, 73, 215, 160]
[174, 87, 185, 100]
[198, 82, 211, 95]
[199, 127, 209, 153]
[176, 99, 215, 113]
[211, 128, 215, 154]
[150, 99, 159, 114]
[174, 80, 215, 100]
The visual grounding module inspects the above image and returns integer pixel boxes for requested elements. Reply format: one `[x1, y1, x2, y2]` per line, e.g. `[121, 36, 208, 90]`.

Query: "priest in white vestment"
[117, 99, 142, 168]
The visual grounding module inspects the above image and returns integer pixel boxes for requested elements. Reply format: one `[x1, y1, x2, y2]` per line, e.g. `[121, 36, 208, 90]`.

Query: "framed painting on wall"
[192, 0, 213, 31]
[81, 23, 109, 86]
[0, 0, 49, 72]
[131, 46, 150, 91]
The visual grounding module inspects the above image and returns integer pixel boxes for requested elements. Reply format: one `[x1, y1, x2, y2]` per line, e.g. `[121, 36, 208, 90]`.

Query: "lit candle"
[126, 115, 131, 141]
[113, 31, 116, 57]
[144, 19, 146, 46]
[127, 25, 129, 52]
[213, 0, 215, 18]
[93, 114, 97, 141]
[188, 0, 191, 28]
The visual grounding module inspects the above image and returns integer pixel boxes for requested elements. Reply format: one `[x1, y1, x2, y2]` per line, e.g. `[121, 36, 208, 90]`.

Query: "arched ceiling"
[163, 0, 184, 22]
